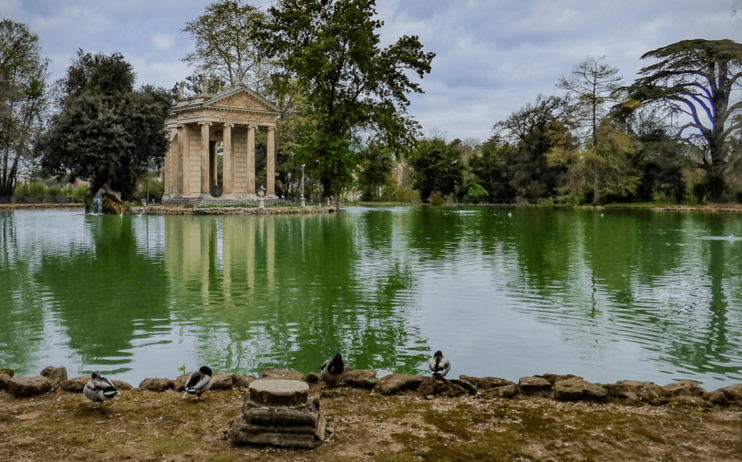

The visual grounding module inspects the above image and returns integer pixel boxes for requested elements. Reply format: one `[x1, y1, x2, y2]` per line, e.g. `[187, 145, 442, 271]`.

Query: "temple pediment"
[204, 86, 279, 113]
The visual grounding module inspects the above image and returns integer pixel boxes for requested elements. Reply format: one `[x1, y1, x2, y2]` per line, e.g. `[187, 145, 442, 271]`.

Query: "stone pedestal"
[228, 379, 325, 448]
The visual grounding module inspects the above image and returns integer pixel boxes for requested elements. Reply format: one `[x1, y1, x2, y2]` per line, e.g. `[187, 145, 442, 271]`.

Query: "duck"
[83, 372, 119, 410]
[319, 353, 344, 389]
[429, 350, 451, 379]
[185, 366, 213, 399]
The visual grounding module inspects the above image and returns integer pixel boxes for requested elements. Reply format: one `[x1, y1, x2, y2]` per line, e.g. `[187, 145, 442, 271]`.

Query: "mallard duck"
[185, 366, 213, 398]
[83, 372, 119, 409]
[319, 353, 344, 388]
[429, 350, 451, 379]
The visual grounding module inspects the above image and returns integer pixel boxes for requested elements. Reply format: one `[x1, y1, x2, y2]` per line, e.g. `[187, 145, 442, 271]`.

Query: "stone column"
[223, 123, 234, 198]
[267, 126, 276, 198]
[200, 122, 211, 198]
[247, 123, 257, 197]
[210, 141, 218, 189]
[178, 124, 190, 196]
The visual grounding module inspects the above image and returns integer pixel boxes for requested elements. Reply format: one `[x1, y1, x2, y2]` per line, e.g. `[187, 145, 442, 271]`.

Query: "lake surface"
[1, 207, 742, 390]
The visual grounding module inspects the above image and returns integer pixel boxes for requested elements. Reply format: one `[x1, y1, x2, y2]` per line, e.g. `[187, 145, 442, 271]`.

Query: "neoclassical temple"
[162, 84, 280, 203]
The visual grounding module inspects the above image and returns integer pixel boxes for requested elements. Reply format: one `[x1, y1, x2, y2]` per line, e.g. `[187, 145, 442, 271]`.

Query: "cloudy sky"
[1, 0, 740, 141]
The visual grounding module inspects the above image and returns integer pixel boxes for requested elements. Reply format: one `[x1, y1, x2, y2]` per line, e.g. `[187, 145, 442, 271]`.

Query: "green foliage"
[628, 39, 742, 202]
[358, 142, 394, 200]
[408, 138, 463, 200]
[428, 191, 444, 205]
[0, 19, 50, 196]
[133, 170, 165, 203]
[549, 120, 642, 204]
[258, 0, 434, 199]
[468, 140, 514, 200]
[13, 181, 88, 197]
[465, 182, 488, 199]
[38, 51, 172, 199]
[181, 0, 268, 90]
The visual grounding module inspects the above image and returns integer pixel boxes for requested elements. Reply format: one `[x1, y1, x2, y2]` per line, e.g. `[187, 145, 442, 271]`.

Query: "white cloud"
[153, 32, 175, 51]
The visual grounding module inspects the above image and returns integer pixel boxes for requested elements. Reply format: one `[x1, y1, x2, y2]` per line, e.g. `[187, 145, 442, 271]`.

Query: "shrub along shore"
[1, 367, 741, 461]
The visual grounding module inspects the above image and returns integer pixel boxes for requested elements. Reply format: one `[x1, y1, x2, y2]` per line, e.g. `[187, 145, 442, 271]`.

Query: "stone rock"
[0, 374, 10, 391]
[138, 378, 174, 392]
[0, 369, 14, 378]
[669, 395, 710, 409]
[722, 384, 742, 406]
[554, 377, 606, 402]
[174, 374, 189, 392]
[305, 373, 320, 384]
[459, 375, 514, 390]
[482, 383, 520, 399]
[211, 373, 234, 390]
[7, 376, 53, 398]
[228, 414, 318, 448]
[232, 374, 257, 389]
[604, 381, 669, 406]
[374, 374, 423, 396]
[40, 366, 68, 385]
[518, 376, 553, 397]
[537, 373, 580, 384]
[262, 368, 305, 381]
[417, 377, 466, 398]
[58, 376, 89, 393]
[249, 379, 309, 407]
[112, 380, 133, 390]
[342, 369, 377, 390]
[706, 390, 729, 407]
[241, 403, 318, 427]
[663, 380, 706, 398]
[450, 379, 477, 395]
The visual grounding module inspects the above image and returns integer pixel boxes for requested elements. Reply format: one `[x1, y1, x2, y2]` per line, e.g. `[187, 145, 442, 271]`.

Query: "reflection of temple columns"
[247, 123, 256, 197]
[246, 220, 255, 290]
[267, 126, 276, 198]
[201, 219, 211, 304]
[200, 122, 211, 198]
[222, 219, 232, 305]
[223, 124, 234, 197]
[266, 217, 274, 289]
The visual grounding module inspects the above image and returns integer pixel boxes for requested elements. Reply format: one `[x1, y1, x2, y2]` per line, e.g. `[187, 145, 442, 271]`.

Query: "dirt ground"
[1, 385, 740, 462]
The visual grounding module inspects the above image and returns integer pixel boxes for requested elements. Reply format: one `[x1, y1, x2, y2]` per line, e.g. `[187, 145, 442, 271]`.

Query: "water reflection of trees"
[34, 215, 170, 375]
[503, 209, 742, 382]
[165, 212, 428, 376]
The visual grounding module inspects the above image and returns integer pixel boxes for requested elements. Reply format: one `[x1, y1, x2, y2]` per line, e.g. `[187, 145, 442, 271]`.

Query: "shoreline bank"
[1, 367, 740, 461]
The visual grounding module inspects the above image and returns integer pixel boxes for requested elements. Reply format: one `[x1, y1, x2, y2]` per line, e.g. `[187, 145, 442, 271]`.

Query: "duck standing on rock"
[320, 353, 344, 388]
[185, 366, 213, 399]
[429, 350, 451, 379]
[83, 372, 119, 410]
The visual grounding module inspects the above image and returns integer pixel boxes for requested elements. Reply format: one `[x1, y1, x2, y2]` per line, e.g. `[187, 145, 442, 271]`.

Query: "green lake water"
[1, 207, 741, 389]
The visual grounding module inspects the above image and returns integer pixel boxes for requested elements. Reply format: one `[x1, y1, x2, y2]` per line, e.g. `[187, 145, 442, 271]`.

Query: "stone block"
[374, 374, 423, 396]
[241, 403, 318, 427]
[305, 373, 320, 384]
[0, 374, 11, 390]
[554, 377, 606, 402]
[459, 375, 514, 390]
[537, 373, 580, 384]
[722, 384, 742, 406]
[249, 379, 309, 407]
[0, 369, 14, 378]
[450, 379, 477, 395]
[262, 368, 305, 381]
[211, 373, 234, 390]
[7, 376, 53, 398]
[228, 415, 317, 448]
[663, 380, 706, 398]
[233, 374, 257, 389]
[342, 369, 377, 390]
[605, 380, 669, 406]
[481, 383, 520, 399]
[40, 366, 68, 385]
[139, 378, 174, 392]
[518, 376, 553, 397]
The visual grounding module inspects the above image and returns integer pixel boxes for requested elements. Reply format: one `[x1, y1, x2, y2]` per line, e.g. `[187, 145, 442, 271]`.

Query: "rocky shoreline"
[1, 366, 740, 410]
[2, 367, 741, 461]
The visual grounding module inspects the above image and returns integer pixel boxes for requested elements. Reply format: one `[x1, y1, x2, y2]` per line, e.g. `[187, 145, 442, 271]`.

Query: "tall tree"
[181, 0, 268, 91]
[257, 0, 435, 202]
[38, 51, 171, 198]
[628, 39, 742, 202]
[548, 119, 642, 204]
[468, 140, 514, 200]
[357, 141, 393, 200]
[0, 18, 49, 196]
[557, 56, 622, 146]
[408, 138, 463, 200]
